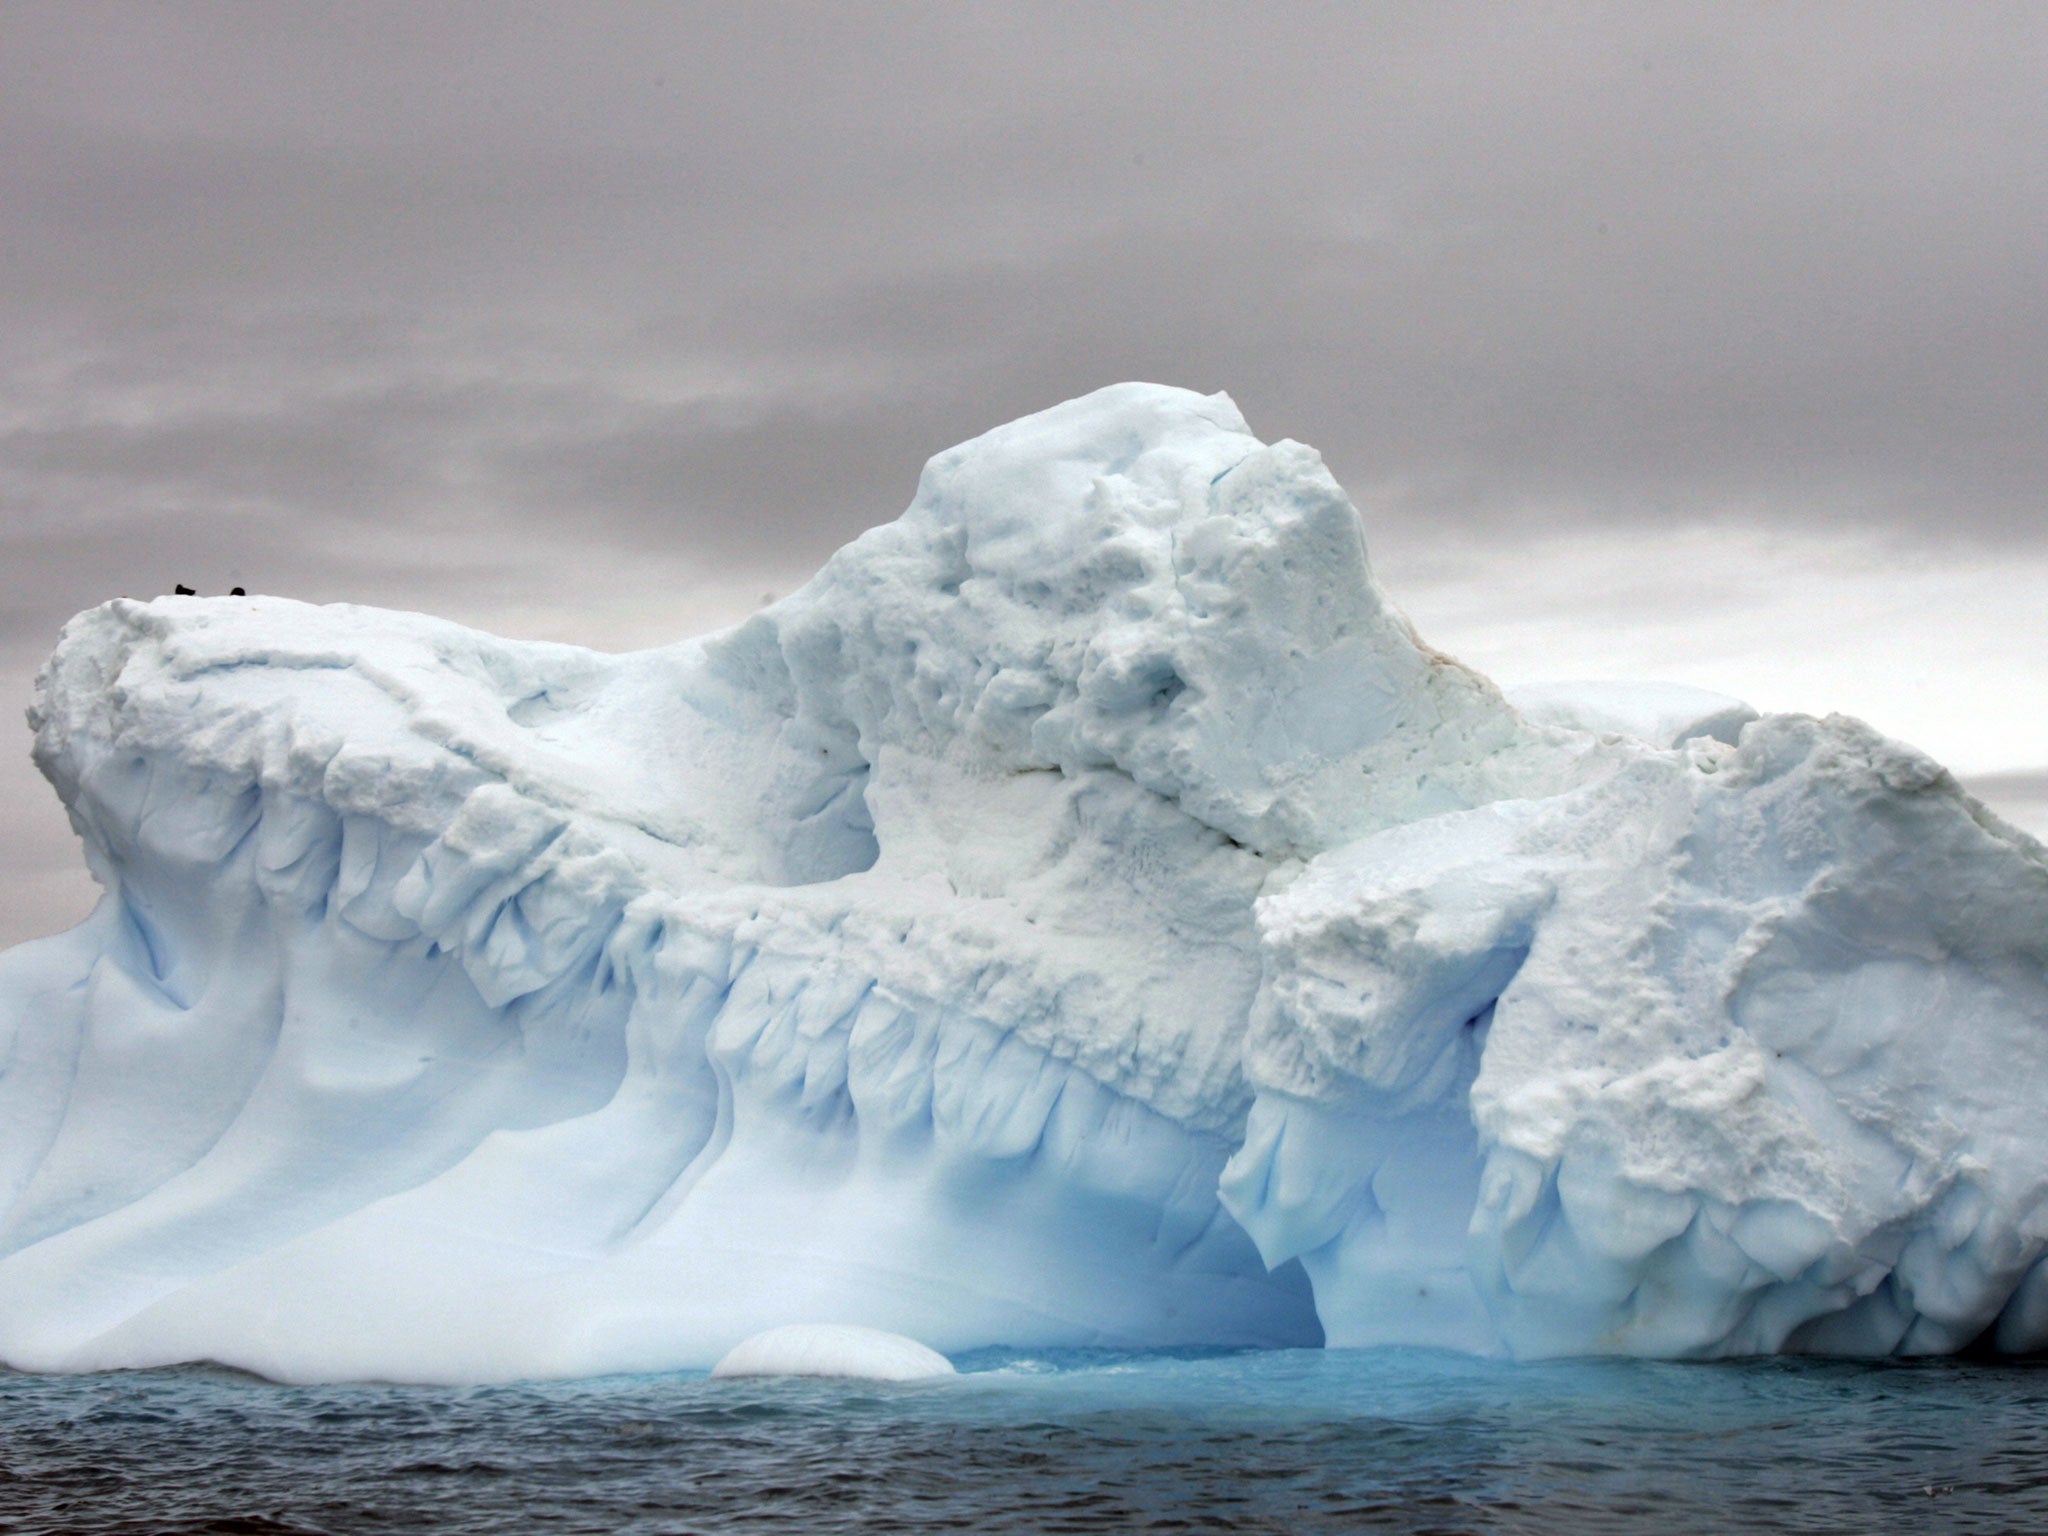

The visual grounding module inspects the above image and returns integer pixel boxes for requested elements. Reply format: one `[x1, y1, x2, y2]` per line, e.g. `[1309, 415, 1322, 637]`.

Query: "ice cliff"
[3, 383, 2046, 1383]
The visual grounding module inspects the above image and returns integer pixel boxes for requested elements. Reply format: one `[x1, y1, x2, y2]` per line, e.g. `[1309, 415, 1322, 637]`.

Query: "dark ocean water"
[2, 1348, 2044, 1535]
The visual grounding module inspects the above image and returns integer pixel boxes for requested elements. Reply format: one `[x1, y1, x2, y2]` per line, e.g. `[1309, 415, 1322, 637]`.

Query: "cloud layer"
[4, 2, 2046, 942]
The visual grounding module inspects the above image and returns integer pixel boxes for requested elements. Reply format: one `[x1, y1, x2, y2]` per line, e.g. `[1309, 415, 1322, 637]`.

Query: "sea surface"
[2, 1348, 2043, 1534]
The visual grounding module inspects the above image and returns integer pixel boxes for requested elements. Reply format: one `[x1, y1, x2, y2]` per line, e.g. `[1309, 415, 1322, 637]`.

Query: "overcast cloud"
[4, 1, 2047, 944]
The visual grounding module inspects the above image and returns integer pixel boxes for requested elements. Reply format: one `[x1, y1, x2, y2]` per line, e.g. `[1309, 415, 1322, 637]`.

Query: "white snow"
[711, 1324, 956, 1381]
[1504, 679, 1758, 749]
[1, 382, 2044, 1382]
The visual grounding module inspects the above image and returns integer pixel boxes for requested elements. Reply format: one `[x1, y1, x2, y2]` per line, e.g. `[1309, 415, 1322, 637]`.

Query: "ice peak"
[714, 382, 1576, 860]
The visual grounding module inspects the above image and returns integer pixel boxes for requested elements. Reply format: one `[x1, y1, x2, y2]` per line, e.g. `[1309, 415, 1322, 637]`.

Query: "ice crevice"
[3, 382, 2047, 1382]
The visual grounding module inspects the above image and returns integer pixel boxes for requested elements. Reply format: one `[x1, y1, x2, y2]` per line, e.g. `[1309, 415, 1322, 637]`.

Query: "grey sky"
[4, 2, 2047, 943]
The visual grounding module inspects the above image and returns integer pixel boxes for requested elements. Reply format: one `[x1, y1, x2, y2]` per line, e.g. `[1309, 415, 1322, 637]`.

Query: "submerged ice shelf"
[3, 383, 2046, 1383]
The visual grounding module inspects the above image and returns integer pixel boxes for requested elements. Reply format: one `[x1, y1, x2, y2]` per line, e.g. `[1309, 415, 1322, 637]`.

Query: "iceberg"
[2, 382, 2045, 1383]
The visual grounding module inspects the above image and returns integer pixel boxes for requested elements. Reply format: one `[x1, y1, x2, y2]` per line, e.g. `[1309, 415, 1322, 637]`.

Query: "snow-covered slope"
[3, 384, 2045, 1382]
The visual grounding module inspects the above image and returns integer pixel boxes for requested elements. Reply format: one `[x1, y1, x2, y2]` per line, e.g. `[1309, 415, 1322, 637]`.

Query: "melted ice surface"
[711, 1325, 955, 1382]
[2, 383, 2045, 1381]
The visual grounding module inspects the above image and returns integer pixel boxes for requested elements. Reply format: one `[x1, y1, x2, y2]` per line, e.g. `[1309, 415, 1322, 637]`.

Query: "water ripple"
[2, 1350, 2044, 1533]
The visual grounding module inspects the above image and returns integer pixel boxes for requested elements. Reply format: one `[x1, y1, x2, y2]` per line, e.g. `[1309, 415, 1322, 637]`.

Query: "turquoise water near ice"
[3, 1348, 2044, 1533]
